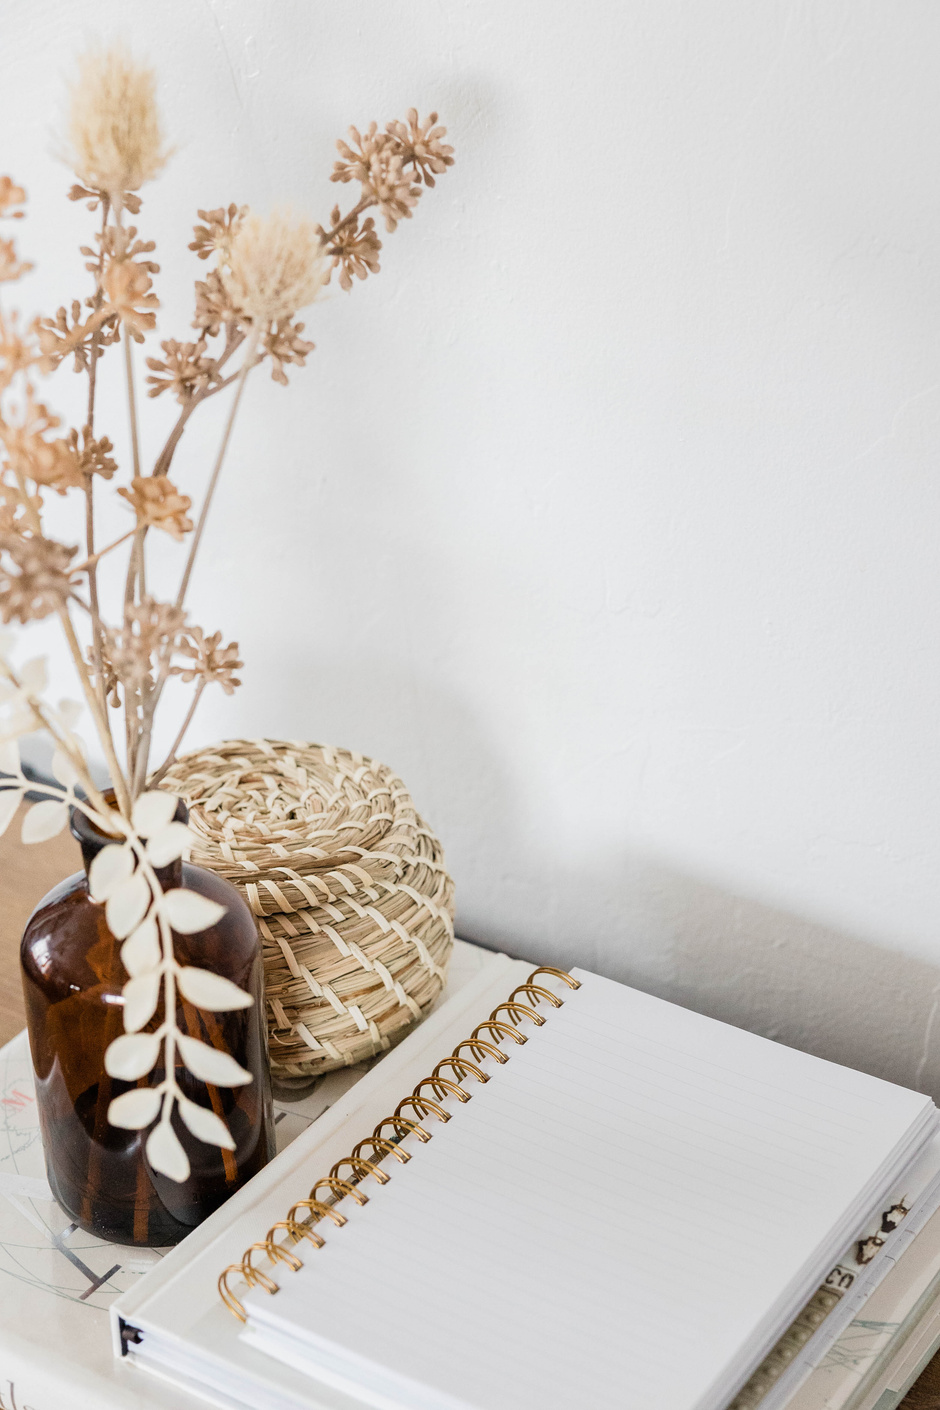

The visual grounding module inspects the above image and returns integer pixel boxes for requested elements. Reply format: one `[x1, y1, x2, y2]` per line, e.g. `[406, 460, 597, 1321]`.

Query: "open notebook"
[114, 962, 939, 1410]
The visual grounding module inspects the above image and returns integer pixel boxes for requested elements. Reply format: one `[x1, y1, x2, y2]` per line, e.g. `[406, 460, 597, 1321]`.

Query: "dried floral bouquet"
[0, 45, 453, 1178]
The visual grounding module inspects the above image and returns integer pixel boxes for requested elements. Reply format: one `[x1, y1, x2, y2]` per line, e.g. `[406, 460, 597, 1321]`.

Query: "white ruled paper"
[243, 969, 936, 1410]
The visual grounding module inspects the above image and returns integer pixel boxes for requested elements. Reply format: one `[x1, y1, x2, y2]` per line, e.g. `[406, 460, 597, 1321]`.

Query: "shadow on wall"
[465, 863, 940, 1107]
[240, 649, 940, 1104]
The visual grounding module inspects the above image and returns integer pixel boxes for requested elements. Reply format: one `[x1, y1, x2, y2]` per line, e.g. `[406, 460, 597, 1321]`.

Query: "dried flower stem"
[151, 350, 243, 480]
[124, 333, 142, 479]
[131, 332, 257, 793]
[5, 453, 126, 811]
[73, 527, 136, 573]
[84, 481, 107, 713]
[68, 590, 92, 616]
[113, 203, 148, 628]
[149, 678, 204, 787]
[84, 202, 109, 713]
[86, 198, 111, 432]
[324, 197, 372, 246]
[122, 330, 145, 617]
[57, 606, 131, 814]
[8, 454, 129, 813]
[175, 326, 259, 610]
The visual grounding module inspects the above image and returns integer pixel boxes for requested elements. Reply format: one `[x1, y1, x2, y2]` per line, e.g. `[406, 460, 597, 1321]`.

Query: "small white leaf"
[177, 1034, 253, 1087]
[55, 699, 83, 730]
[106, 871, 151, 940]
[132, 790, 178, 837]
[0, 789, 22, 838]
[178, 1096, 236, 1150]
[2, 705, 36, 738]
[104, 1031, 160, 1080]
[121, 916, 161, 977]
[19, 657, 47, 695]
[0, 738, 19, 774]
[21, 799, 69, 844]
[146, 1121, 190, 1183]
[122, 972, 160, 1033]
[50, 748, 79, 788]
[177, 967, 253, 1013]
[146, 821, 192, 868]
[162, 889, 226, 935]
[108, 1087, 161, 1130]
[89, 842, 134, 903]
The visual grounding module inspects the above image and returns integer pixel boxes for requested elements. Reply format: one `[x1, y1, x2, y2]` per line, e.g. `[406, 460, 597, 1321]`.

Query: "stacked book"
[3, 942, 940, 1409]
[113, 954, 940, 1410]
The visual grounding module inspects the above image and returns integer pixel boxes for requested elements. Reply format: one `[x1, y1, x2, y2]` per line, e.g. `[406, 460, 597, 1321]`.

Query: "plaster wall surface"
[3, 2, 940, 1093]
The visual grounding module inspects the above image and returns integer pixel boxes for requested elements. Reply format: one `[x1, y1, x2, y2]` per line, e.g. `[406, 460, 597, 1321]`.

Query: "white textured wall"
[5, 1, 940, 1090]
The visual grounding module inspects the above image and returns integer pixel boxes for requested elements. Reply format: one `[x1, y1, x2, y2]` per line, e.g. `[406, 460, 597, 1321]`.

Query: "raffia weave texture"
[163, 740, 454, 1078]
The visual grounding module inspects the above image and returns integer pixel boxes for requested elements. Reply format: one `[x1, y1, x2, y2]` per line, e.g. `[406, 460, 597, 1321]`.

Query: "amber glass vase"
[20, 799, 275, 1246]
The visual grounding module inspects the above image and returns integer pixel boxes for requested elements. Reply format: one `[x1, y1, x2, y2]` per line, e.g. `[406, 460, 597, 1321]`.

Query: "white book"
[849, 1290, 940, 1410]
[0, 938, 510, 1410]
[790, 1201, 940, 1410]
[729, 1135, 940, 1410]
[114, 966, 940, 1410]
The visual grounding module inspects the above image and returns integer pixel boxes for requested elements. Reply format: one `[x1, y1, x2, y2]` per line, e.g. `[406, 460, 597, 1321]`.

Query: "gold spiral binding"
[352, 1135, 412, 1165]
[415, 1075, 472, 1105]
[310, 1177, 369, 1206]
[452, 1037, 508, 1065]
[472, 1019, 527, 1046]
[508, 983, 564, 1009]
[395, 1093, 451, 1125]
[330, 1155, 391, 1186]
[374, 1114, 432, 1144]
[266, 1219, 324, 1253]
[286, 1198, 347, 1229]
[490, 1001, 545, 1028]
[219, 1266, 250, 1321]
[528, 965, 581, 989]
[219, 965, 578, 1319]
[433, 1054, 490, 1084]
[242, 1240, 299, 1284]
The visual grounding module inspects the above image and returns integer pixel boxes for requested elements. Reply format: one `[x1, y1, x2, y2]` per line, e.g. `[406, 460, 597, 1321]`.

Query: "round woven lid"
[163, 739, 455, 1078]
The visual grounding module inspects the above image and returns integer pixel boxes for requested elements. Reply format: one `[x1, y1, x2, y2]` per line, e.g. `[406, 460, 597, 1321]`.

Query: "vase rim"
[70, 789, 189, 847]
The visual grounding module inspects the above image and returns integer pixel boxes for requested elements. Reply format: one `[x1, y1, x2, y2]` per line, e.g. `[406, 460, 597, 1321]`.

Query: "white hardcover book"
[0, 938, 510, 1410]
[114, 965, 940, 1410]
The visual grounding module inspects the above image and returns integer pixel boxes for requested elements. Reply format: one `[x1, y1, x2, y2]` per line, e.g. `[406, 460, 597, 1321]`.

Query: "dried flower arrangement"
[0, 44, 453, 1179]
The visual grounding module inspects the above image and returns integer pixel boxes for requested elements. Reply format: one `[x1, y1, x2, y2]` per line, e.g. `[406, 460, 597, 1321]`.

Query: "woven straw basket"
[162, 740, 454, 1083]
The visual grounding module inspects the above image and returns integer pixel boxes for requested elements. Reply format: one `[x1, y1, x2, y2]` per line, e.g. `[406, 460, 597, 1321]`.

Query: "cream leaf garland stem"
[92, 802, 254, 1184]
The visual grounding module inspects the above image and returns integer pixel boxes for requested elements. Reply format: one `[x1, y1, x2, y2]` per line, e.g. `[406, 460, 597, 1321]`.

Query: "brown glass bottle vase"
[20, 798, 274, 1246]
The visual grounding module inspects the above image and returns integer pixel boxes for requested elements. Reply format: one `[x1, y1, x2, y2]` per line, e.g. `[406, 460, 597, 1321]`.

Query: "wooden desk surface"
[0, 801, 78, 1047]
[0, 812, 937, 1407]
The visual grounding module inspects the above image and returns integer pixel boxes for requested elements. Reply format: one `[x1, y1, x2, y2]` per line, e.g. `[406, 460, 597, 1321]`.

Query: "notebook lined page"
[243, 969, 935, 1410]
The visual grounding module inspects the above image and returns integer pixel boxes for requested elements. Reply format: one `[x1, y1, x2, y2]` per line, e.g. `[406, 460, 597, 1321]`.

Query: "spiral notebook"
[113, 959, 939, 1410]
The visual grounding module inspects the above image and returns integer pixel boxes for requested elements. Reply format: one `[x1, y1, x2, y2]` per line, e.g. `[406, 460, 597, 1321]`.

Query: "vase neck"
[70, 790, 189, 891]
